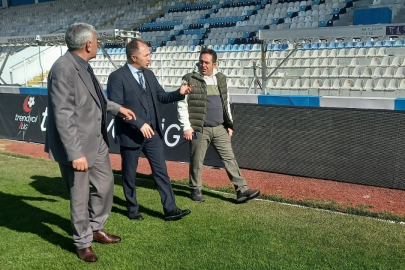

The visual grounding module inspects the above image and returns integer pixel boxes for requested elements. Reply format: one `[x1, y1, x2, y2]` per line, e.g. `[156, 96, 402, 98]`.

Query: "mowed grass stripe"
[0, 152, 404, 270]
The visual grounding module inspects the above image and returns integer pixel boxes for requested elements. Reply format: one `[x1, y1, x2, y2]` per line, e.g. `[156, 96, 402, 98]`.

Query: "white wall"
[2, 45, 67, 85]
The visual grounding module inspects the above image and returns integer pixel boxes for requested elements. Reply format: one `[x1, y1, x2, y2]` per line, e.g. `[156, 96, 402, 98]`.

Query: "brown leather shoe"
[76, 246, 98, 262]
[93, 229, 121, 244]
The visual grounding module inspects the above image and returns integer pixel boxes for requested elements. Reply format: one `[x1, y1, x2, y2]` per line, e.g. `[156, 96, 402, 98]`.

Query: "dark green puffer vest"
[182, 71, 233, 132]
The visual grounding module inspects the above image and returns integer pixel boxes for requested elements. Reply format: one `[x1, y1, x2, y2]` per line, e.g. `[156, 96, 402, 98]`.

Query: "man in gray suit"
[45, 23, 135, 263]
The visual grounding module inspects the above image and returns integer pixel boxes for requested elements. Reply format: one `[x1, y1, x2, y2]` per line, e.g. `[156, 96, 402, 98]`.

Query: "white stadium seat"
[374, 79, 386, 91]
[386, 79, 398, 91]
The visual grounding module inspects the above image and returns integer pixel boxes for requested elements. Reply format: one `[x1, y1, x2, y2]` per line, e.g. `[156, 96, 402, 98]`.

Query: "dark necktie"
[87, 64, 109, 146]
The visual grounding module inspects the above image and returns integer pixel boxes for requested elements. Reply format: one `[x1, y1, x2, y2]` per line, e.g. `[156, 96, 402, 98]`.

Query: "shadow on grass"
[113, 172, 236, 204]
[30, 175, 165, 220]
[0, 190, 73, 254]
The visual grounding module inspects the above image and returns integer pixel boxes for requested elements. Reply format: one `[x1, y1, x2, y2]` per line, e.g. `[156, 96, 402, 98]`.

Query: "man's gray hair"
[65, 23, 96, 51]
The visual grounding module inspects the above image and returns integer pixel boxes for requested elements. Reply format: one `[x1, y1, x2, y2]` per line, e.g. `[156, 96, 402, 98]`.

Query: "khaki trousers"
[189, 125, 248, 193]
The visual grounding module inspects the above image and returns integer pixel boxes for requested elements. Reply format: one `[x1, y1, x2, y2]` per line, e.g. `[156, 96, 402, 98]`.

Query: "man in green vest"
[177, 48, 260, 203]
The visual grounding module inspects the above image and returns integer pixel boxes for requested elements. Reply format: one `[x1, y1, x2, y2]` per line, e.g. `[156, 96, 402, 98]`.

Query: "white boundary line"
[113, 173, 405, 225]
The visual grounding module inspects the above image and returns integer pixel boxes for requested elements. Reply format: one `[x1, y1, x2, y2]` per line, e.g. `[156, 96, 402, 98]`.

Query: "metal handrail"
[9, 46, 54, 70]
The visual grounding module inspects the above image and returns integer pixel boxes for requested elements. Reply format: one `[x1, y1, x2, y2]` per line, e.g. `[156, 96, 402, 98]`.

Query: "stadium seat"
[320, 68, 330, 77]
[363, 79, 374, 91]
[319, 78, 331, 89]
[386, 79, 398, 91]
[369, 57, 381, 67]
[391, 57, 402, 67]
[373, 79, 386, 91]
[351, 66, 363, 77]
[361, 67, 373, 78]
[352, 79, 363, 91]
[340, 67, 350, 78]
[348, 58, 359, 67]
[399, 79, 405, 90]
[341, 79, 354, 90]
[380, 57, 390, 67]
[312, 79, 322, 89]
[291, 79, 302, 89]
[394, 67, 405, 78]
[383, 67, 394, 78]
[371, 66, 384, 78]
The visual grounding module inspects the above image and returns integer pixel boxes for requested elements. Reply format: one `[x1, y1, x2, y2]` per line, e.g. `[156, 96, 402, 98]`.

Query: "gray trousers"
[189, 125, 248, 193]
[59, 140, 114, 249]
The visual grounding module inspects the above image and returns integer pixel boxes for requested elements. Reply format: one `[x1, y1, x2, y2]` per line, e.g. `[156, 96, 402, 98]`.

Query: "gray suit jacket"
[45, 51, 121, 167]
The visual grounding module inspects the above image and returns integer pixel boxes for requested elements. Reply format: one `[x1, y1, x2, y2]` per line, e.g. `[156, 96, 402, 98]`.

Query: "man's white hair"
[65, 23, 96, 51]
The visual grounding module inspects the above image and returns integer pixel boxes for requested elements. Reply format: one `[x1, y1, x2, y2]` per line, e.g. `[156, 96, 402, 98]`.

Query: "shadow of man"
[113, 172, 236, 204]
[0, 191, 73, 253]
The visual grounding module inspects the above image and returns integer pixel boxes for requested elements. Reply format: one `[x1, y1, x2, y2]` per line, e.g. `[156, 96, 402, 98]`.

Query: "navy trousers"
[120, 133, 177, 214]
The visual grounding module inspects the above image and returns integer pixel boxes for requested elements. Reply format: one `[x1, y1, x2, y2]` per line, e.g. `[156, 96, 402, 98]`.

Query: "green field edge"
[1, 150, 404, 223]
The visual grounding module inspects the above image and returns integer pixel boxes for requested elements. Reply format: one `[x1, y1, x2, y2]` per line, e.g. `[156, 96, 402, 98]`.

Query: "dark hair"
[199, 48, 217, 63]
[126, 38, 148, 60]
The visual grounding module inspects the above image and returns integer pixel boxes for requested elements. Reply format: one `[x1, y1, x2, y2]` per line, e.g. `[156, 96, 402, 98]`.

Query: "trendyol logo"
[15, 96, 38, 131]
[23, 96, 35, 113]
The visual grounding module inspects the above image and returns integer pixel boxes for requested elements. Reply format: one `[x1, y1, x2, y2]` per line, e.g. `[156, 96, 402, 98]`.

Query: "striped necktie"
[137, 71, 146, 90]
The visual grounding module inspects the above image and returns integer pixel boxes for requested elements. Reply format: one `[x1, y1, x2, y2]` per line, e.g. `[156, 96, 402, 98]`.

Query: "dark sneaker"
[128, 210, 144, 221]
[236, 189, 260, 203]
[190, 189, 206, 202]
[164, 208, 191, 221]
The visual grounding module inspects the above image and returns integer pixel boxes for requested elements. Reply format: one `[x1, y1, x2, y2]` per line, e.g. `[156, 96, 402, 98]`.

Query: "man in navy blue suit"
[107, 39, 193, 221]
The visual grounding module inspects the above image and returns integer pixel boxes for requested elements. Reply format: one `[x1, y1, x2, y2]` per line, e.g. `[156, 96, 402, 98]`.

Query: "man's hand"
[227, 128, 233, 137]
[179, 81, 194, 95]
[73, 157, 88, 171]
[183, 128, 194, 141]
[118, 107, 136, 121]
[140, 123, 155, 139]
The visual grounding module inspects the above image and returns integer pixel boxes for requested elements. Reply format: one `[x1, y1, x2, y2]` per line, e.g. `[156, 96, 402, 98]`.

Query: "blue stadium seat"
[337, 42, 346, 49]
[393, 40, 404, 47]
[318, 21, 326, 27]
[346, 41, 354, 48]
[301, 44, 311, 50]
[327, 42, 336, 49]
[319, 43, 328, 49]
[231, 44, 240, 51]
[244, 44, 252, 51]
[373, 41, 383, 47]
[383, 40, 393, 47]
[364, 41, 373, 47]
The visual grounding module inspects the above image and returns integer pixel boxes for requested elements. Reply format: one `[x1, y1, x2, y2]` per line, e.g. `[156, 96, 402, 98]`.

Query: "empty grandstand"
[0, 0, 404, 97]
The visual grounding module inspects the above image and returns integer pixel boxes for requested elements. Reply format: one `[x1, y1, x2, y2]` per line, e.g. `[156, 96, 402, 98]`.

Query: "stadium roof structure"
[0, 29, 140, 84]
[250, 23, 405, 94]
[0, 29, 140, 47]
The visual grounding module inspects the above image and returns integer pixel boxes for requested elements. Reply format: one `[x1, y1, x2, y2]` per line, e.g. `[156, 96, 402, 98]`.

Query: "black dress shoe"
[128, 210, 144, 221]
[164, 208, 191, 221]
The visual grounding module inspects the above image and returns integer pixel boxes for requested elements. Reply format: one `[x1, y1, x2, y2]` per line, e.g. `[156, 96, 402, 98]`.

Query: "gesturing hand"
[118, 107, 136, 121]
[73, 157, 88, 172]
[140, 123, 155, 139]
[180, 81, 194, 95]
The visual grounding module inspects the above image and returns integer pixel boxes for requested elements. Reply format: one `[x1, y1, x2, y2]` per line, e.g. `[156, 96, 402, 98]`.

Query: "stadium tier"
[0, 0, 405, 97]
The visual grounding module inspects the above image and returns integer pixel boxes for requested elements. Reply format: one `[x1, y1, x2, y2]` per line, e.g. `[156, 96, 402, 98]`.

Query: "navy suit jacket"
[107, 64, 185, 148]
